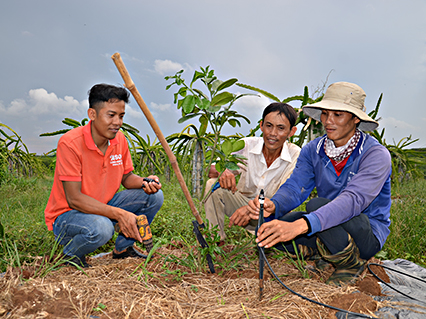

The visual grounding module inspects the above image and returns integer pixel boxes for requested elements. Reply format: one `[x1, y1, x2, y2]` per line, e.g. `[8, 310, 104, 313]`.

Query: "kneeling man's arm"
[62, 181, 142, 242]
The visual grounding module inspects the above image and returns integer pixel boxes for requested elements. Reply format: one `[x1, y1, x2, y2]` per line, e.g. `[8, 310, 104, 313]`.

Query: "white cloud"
[124, 104, 143, 119]
[0, 88, 86, 117]
[2, 98, 27, 115]
[154, 59, 184, 75]
[150, 102, 171, 112]
[0, 89, 89, 154]
[235, 93, 271, 110]
[123, 103, 173, 125]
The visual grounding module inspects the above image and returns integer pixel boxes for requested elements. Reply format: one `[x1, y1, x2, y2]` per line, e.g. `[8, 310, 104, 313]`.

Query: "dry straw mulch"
[0, 244, 391, 319]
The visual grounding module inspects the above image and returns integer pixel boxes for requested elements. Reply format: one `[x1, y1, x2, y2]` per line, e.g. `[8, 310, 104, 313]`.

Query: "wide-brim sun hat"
[302, 82, 379, 132]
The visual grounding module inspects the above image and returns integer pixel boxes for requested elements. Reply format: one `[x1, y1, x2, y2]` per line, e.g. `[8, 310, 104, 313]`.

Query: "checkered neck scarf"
[324, 129, 361, 162]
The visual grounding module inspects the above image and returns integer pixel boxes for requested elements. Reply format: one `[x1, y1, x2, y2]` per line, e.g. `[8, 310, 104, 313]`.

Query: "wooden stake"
[111, 52, 203, 225]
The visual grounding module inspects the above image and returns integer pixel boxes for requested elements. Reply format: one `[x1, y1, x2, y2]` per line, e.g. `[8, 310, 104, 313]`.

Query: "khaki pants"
[204, 179, 256, 240]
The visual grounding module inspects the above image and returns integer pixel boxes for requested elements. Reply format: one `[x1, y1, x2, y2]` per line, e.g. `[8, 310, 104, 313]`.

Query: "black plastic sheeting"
[336, 259, 426, 318]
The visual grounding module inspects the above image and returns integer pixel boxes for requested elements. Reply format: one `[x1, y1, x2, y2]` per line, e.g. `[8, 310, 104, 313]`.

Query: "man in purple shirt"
[248, 82, 391, 286]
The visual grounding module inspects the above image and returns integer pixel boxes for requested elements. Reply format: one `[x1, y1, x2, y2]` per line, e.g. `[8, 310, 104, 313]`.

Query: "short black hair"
[88, 84, 130, 111]
[262, 103, 297, 128]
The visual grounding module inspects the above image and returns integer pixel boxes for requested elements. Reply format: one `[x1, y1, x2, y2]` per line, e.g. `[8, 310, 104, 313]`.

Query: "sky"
[1, 0, 425, 155]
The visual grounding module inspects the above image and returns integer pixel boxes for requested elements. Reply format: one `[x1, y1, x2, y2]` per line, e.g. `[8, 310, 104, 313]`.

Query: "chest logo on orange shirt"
[110, 154, 123, 167]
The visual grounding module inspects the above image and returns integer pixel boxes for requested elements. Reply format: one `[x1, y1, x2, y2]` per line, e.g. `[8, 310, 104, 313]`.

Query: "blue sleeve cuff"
[305, 213, 321, 236]
[270, 198, 281, 218]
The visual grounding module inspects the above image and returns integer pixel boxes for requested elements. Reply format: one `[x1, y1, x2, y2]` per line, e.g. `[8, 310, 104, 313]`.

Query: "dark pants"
[275, 197, 380, 260]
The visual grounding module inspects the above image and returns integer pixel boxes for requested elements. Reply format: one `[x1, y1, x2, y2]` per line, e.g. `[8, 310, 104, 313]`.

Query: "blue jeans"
[53, 188, 163, 258]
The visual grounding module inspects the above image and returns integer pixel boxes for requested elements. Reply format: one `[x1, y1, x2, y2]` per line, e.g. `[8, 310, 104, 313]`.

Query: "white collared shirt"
[234, 137, 301, 199]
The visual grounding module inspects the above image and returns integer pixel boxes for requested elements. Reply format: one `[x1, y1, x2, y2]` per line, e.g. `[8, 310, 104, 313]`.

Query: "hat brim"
[302, 100, 379, 132]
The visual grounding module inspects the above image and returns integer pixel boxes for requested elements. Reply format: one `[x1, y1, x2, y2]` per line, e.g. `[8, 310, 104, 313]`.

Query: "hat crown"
[323, 82, 366, 112]
[302, 81, 379, 132]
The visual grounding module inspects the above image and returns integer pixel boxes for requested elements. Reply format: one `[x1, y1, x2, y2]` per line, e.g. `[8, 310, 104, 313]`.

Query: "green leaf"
[211, 79, 223, 93]
[121, 122, 140, 133]
[182, 95, 196, 113]
[178, 87, 188, 97]
[198, 122, 207, 137]
[205, 149, 213, 160]
[193, 89, 209, 100]
[194, 96, 202, 109]
[229, 119, 242, 128]
[282, 95, 304, 104]
[177, 98, 184, 109]
[39, 129, 70, 137]
[62, 118, 82, 128]
[232, 113, 251, 124]
[225, 162, 240, 170]
[207, 105, 221, 113]
[236, 83, 281, 102]
[199, 115, 208, 136]
[197, 98, 210, 110]
[232, 153, 247, 159]
[369, 93, 382, 120]
[216, 78, 238, 92]
[191, 71, 204, 86]
[215, 161, 224, 173]
[301, 86, 310, 106]
[211, 92, 234, 107]
[177, 113, 201, 124]
[221, 139, 233, 156]
[207, 68, 215, 79]
[232, 139, 245, 152]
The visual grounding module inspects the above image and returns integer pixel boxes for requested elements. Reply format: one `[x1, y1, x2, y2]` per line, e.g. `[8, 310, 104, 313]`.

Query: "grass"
[1, 172, 425, 274]
[380, 178, 426, 265]
[0, 176, 57, 271]
[0, 172, 252, 273]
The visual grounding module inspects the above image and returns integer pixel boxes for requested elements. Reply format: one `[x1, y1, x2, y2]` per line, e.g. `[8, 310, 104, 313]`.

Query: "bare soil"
[0, 244, 391, 319]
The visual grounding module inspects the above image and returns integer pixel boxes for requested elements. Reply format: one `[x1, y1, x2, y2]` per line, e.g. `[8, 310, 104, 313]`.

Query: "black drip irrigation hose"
[260, 249, 374, 319]
[262, 251, 426, 317]
[367, 262, 426, 304]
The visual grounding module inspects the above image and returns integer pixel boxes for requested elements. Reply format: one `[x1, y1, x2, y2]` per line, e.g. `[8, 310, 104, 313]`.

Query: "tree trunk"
[192, 140, 204, 199]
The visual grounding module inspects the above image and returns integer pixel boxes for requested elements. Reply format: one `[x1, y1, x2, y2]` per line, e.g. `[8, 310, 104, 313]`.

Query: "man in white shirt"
[204, 103, 301, 242]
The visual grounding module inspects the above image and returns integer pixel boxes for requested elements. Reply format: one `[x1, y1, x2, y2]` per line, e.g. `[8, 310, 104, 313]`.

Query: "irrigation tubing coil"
[367, 262, 426, 304]
[260, 250, 426, 318]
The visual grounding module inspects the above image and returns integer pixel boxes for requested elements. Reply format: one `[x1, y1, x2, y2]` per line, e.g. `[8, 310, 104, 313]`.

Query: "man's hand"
[219, 169, 238, 193]
[256, 219, 309, 248]
[116, 209, 142, 242]
[62, 180, 143, 243]
[247, 196, 276, 220]
[122, 172, 161, 194]
[141, 175, 162, 194]
[208, 165, 219, 179]
[229, 205, 251, 227]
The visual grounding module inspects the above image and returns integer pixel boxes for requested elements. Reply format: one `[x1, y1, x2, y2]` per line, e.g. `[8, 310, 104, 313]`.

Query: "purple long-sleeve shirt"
[271, 132, 392, 248]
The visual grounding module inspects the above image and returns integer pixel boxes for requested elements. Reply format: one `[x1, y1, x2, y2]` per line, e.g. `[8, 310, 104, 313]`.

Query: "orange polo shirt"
[44, 121, 134, 230]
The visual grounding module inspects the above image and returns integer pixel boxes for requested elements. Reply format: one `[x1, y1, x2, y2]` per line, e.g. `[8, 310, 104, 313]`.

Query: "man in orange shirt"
[45, 84, 163, 267]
